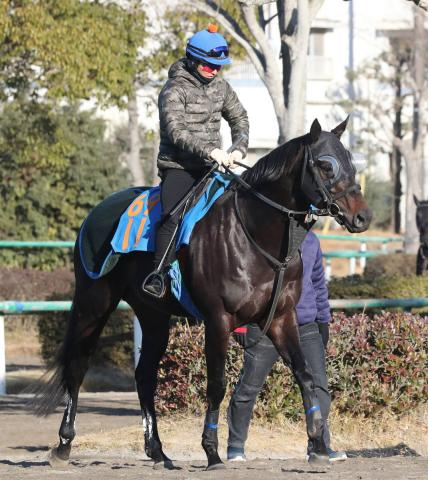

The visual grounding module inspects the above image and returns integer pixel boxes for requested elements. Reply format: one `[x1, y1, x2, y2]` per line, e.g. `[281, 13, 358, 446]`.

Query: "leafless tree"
[393, 6, 427, 252]
[184, 1, 324, 142]
[240, 0, 428, 12]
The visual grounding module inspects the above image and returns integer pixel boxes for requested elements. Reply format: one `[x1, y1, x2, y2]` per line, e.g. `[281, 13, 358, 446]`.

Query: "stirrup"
[142, 271, 167, 298]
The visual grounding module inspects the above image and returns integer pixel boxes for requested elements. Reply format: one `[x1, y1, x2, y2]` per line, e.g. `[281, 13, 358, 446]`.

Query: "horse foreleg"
[416, 246, 426, 275]
[201, 318, 230, 470]
[134, 312, 172, 469]
[268, 314, 328, 464]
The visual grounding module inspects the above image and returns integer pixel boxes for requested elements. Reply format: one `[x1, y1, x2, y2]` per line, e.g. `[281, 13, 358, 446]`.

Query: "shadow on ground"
[347, 442, 420, 458]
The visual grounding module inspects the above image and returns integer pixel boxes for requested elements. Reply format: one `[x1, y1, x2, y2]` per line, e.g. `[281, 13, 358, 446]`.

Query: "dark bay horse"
[33, 118, 371, 470]
[414, 195, 428, 275]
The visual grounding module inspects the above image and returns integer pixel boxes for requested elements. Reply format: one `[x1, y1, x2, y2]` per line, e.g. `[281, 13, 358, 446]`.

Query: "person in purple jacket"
[227, 231, 347, 463]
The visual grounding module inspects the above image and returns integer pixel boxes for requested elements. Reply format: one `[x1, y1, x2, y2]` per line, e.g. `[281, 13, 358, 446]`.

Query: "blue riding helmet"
[186, 24, 232, 66]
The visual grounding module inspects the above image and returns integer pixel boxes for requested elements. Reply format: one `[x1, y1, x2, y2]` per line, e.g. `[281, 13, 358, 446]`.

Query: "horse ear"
[331, 116, 349, 139]
[414, 194, 420, 206]
[310, 119, 322, 143]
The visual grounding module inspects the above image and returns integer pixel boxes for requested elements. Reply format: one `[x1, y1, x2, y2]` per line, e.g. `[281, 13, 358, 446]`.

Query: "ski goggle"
[207, 45, 229, 58]
[187, 44, 229, 59]
[200, 63, 222, 73]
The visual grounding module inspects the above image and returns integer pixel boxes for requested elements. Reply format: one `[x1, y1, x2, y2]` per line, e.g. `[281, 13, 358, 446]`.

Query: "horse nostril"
[353, 209, 372, 228]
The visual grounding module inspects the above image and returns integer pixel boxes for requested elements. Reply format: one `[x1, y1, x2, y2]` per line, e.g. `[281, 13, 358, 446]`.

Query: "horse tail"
[27, 305, 78, 417]
[28, 365, 68, 417]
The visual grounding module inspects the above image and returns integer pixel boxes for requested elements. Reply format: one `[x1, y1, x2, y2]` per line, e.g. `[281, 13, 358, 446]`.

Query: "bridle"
[303, 145, 362, 222]
[224, 143, 362, 346]
[229, 144, 362, 223]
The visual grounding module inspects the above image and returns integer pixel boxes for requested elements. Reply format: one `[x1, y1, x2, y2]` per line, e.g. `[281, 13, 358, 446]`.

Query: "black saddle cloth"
[79, 187, 148, 278]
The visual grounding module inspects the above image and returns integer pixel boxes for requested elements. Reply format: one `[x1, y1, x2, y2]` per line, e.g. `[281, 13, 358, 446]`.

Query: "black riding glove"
[232, 327, 247, 348]
[316, 321, 330, 349]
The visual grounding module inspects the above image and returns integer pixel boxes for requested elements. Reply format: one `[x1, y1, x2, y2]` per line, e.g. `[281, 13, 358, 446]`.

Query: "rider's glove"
[210, 148, 230, 167]
[229, 150, 243, 169]
[232, 326, 247, 348]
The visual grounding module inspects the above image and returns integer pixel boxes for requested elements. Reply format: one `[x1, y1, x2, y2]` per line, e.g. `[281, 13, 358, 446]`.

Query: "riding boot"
[142, 217, 178, 298]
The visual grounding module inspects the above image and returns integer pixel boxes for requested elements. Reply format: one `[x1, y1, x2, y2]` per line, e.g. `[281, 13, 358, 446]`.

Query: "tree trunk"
[392, 57, 404, 234]
[404, 148, 422, 252]
[287, 0, 311, 139]
[127, 78, 145, 186]
[402, 6, 426, 253]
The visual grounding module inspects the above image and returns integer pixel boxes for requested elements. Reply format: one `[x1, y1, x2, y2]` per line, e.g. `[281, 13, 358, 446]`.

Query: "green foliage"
[38, 289, 134, 372]
[328, 273, 428, 300]
[0, 99, 129, 269]
[156, 314, 428, 418]
[328, 312, 428, 416]
[0, 0, 147, 104]
[328, 275, 377, 299]
[364, 253, 416, 279]
[33, 297, 428, 419]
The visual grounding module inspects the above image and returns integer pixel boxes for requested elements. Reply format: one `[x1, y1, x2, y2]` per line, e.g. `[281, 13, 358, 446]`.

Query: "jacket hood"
[168, 58, 217, 87]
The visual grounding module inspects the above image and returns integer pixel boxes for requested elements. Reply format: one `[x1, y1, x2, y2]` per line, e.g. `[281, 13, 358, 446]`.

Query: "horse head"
[301, 118, 372, 233]
[414, 195, 428, 247]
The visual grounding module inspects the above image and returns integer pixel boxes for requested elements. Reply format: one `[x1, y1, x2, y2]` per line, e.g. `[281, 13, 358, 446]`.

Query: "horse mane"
[240, 135, 305, 187]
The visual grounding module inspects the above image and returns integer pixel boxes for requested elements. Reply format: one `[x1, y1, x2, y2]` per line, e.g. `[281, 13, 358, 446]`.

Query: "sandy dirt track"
[1, 392, 427, 480]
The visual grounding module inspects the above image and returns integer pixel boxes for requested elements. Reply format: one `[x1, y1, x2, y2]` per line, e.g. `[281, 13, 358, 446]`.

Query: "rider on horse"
[142, 24, 249, 298]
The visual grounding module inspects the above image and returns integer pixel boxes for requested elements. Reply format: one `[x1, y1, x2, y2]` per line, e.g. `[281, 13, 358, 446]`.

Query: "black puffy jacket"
[157, 59, 249, 171]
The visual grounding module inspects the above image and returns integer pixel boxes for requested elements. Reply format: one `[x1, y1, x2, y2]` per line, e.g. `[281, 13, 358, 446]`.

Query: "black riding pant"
[227, 322, 331, 451]
[154, 168, 208, 268]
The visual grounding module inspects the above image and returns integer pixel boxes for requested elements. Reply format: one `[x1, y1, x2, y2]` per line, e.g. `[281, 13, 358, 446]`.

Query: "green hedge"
[328, 274, 428, 300]
[364, 253, 416, 279]
[328, 312, 428, 416]
[38, 290, 134, 372]
[155, 312, 427, 419]
[38, 308, 427, 418]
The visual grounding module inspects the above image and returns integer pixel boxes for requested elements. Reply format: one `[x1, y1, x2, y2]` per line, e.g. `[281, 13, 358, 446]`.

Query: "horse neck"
[258, 163, 308, 212]
[238, 170, 308, 260]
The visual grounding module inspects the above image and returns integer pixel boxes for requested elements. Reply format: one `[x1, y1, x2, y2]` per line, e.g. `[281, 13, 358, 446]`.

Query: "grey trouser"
[227, 321, 331, 451]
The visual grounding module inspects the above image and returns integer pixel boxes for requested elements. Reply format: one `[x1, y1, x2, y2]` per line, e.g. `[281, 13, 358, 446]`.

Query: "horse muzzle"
[341, 207, 372, 233]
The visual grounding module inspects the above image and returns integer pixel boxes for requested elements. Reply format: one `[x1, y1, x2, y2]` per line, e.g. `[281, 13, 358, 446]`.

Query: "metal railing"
[2, 296, 427, 395]
[0, 241, 75, 248]
[0, 301, 135, 396]
[323, 250, 388, 280]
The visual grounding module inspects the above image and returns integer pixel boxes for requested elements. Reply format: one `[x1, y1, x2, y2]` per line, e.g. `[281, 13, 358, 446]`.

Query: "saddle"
[77, 173, 232, 316]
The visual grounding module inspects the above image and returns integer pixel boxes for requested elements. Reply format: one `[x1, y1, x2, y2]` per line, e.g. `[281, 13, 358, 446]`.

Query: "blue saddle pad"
[81, 172, 231, 319]
[110, 172, 230, 254]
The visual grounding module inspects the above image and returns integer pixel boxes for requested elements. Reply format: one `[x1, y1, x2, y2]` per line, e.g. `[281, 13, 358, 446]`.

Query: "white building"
[221, 0, 416, 178]
[97, 0, 418, 183]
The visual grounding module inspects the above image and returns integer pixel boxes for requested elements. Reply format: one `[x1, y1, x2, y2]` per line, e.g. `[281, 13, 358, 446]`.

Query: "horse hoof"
[48, 448, 70, 469]
[153, 459, 175, 470]
[307, 452, 329, 465]
[206, 461, 226, 471]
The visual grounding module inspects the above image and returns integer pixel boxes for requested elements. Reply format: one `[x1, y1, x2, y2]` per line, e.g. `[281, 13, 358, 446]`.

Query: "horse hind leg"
[133, 307, 173, 469]
[49, 282, 119, 467]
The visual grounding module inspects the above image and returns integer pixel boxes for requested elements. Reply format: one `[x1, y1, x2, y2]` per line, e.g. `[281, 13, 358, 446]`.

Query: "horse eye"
[317, 160, 334, 178]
